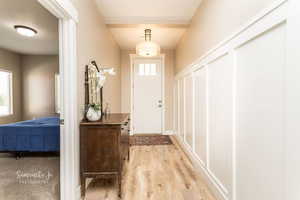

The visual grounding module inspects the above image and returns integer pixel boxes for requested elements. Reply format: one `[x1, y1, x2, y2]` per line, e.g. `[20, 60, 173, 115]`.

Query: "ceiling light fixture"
[14, 25, 37, 37]
[136, 29, 160, 57]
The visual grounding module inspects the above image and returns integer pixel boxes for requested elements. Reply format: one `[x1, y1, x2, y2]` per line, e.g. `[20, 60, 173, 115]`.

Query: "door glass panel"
[150, 64, 157, 75]
[139, 64, 145, 76]
[139, 63, 157, 76]
[145, 64, 150, 75]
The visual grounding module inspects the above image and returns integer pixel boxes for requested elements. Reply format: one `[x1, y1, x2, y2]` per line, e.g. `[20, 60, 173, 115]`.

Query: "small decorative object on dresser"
[86, 103, 101, 121]
[80, 113, 130, 198]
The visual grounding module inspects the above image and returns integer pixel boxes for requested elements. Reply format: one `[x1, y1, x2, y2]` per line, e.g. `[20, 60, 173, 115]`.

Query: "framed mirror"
[85, 61, 103, 116]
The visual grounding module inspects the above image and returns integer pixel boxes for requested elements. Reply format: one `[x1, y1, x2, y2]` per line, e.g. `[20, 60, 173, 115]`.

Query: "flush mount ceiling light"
[14, 25, 37, 37]
[136, 29, 160, 57]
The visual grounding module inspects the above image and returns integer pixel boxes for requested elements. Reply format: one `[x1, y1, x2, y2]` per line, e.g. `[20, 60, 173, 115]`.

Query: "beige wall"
[176, 0, 277, 73]
[121, 49, 175, 131]
[21, 55, 59, 120]
[0, 48, 22, 124]
[71, 0, 121, 187]
[72, 0, 121, 120]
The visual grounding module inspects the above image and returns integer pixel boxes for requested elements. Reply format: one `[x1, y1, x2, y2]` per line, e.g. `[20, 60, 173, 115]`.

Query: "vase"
[86, 107, 102, 121]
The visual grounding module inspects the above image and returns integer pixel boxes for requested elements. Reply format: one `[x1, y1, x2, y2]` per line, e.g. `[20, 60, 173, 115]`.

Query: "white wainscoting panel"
[179, 79, 185, 139]
[194, 67, 208, 166]
[207, 53, 233, 195]
[184, 75, 194, 149]
[173, 81, 179, 135]
[235, 22, 286, 200]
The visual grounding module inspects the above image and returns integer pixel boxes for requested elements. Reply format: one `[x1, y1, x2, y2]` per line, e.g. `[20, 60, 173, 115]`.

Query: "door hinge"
[60, 119, 64, 125]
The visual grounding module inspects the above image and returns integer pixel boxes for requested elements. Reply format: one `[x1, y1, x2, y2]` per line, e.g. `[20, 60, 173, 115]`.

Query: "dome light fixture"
[14, 25, 37, 37]
[136, 29, 160, 57]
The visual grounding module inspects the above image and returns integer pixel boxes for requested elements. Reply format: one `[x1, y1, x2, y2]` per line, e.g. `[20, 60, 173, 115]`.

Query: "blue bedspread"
[0, 117, 60, 152]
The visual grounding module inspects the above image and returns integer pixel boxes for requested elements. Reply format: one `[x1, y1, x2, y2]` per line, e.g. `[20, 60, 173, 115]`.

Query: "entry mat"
[130, 135, 173, 146]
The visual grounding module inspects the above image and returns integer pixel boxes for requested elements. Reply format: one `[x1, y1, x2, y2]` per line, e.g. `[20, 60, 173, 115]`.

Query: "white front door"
[133, 58, 163, 134]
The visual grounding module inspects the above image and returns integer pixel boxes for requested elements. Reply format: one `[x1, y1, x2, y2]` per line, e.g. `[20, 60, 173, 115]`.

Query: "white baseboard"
[173, 135, 227, 200]
[164, 130, 174, 135]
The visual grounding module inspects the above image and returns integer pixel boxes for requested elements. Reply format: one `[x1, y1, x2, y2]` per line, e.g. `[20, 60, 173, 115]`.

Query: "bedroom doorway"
[0, 1, 61, 199]
[0, 0, 78, 200]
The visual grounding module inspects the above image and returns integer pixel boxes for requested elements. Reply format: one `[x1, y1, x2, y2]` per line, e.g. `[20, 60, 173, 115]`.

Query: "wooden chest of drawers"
[80, 113, 130, 198]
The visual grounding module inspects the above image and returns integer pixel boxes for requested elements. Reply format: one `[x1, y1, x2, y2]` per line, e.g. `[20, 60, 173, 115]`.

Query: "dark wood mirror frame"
[84, 61, 103, 120]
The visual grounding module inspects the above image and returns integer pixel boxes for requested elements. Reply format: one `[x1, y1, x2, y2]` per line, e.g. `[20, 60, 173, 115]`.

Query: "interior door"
[133, 59, 163, 134]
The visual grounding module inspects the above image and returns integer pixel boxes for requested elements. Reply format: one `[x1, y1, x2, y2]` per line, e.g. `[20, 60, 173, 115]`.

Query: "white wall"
[174, 1, 300, 200]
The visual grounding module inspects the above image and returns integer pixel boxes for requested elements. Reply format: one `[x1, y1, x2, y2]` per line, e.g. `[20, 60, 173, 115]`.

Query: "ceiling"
[0, 0, 58, 55]
[96, 0, 202, 50]
[109, 24, 187, 50]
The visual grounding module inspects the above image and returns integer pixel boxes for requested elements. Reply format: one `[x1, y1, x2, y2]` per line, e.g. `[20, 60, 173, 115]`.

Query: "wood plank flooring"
[84, 137, 216, 200]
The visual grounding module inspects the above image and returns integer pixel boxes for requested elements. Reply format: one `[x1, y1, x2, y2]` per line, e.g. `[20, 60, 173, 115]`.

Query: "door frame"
[37, 1, 79, 200]
[130, 54, 165, 135]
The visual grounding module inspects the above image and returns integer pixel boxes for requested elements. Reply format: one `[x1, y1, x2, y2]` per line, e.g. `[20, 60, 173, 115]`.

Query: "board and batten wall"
[175, 0, 279, 73]
[174, 1, 300, 200]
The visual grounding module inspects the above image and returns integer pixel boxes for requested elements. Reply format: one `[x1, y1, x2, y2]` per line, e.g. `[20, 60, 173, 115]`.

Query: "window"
[139, 63, 157, 76]
[0, 70, 13, 116]
[55, 74, 61, 114]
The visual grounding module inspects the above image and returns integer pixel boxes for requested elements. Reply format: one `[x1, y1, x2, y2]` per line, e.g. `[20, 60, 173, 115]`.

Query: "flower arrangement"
[85, 61, 116, 121]
[87, 103, 101, 111]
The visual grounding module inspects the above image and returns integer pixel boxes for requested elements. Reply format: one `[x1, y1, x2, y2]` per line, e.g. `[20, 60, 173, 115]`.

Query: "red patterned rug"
[130, 135, 173, 146]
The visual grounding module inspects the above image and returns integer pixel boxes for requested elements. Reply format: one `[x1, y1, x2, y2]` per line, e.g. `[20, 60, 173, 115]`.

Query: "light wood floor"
[84, 137, 216, 200]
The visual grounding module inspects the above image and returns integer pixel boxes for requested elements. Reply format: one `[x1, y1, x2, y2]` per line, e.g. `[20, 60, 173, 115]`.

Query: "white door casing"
[130, 55, 165, 134]
[37, 0, 79, 200]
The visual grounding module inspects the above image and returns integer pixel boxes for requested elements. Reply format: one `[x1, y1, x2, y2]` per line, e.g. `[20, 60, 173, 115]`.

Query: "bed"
[0, 117, 60, 152]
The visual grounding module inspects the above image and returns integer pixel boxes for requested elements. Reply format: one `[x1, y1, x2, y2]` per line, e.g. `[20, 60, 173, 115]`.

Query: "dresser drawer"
[81, 126, 120, 172]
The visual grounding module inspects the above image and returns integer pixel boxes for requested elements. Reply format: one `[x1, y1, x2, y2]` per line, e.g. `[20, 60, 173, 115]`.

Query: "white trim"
[172, 83, 177, 135]
[38, 1, 79, 200]
[183, 77, 186, 143]
[130, 54, 166, 135]
[164, 130, 174, 135]
[192, 73, 196, 153]
[55, 73, 61, 114]
[76, 186, 82, 200]
[230, 49, 237, 200]
[285, 0, 300, 199]
[38, 0, 78, 22]
[204, 65, 210, 172]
